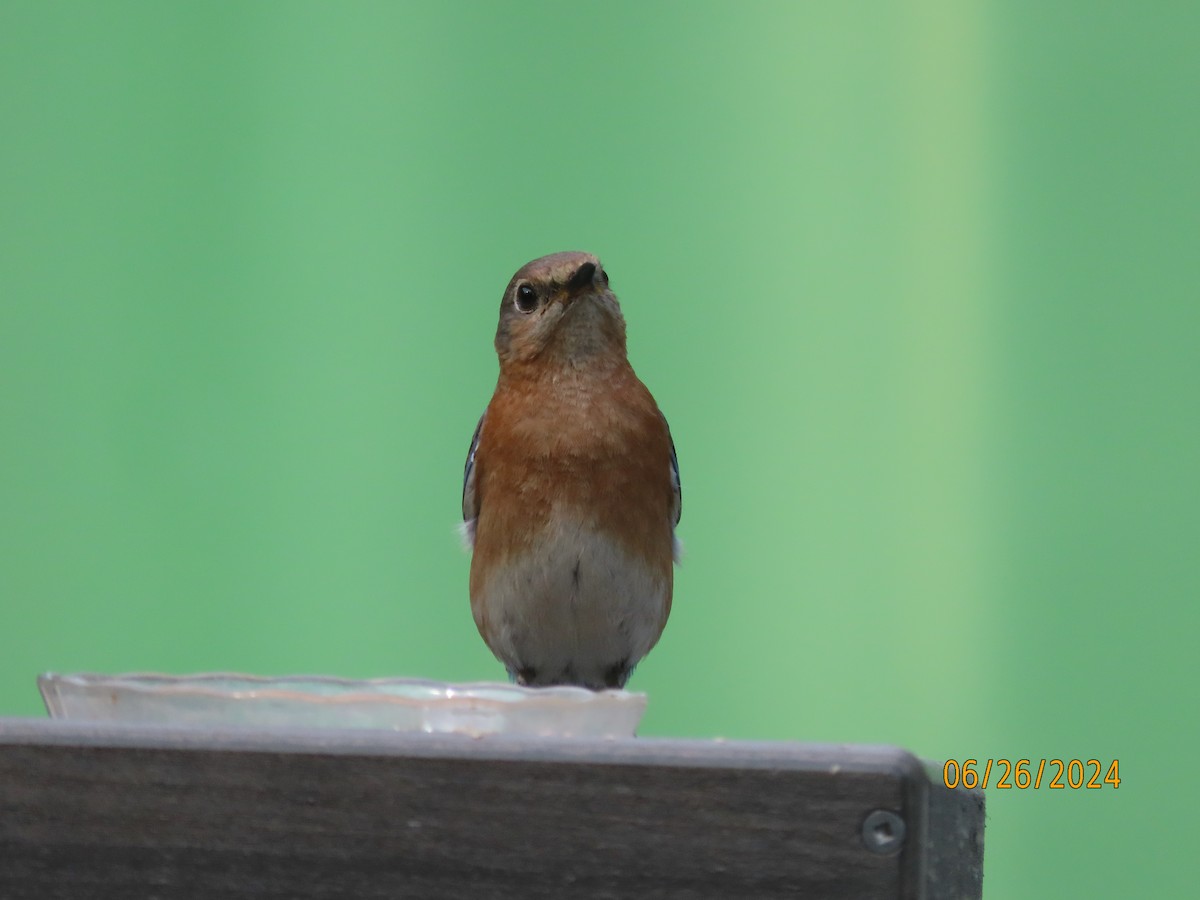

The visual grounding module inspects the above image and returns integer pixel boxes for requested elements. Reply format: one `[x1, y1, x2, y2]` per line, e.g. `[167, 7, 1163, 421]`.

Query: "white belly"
[476, 516, 669, 689]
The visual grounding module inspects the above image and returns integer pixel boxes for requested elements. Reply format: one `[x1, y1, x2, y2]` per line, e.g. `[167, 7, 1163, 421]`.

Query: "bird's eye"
[515, 284, 538, 313]
[600, 269, 609, 286]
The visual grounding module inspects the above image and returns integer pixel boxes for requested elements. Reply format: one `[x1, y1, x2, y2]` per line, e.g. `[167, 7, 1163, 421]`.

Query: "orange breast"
[468, 364, 676, 632]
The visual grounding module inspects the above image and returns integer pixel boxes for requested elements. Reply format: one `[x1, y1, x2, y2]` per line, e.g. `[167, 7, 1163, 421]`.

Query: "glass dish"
[38, 672, 646, 738]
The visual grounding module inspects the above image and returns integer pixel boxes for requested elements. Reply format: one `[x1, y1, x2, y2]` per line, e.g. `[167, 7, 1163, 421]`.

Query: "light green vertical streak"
[670, 4, 918, 742]
[890, 0, 998, 744]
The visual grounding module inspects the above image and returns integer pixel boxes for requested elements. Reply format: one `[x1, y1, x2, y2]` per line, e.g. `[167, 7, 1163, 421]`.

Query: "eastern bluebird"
[461, 252, 680, 690]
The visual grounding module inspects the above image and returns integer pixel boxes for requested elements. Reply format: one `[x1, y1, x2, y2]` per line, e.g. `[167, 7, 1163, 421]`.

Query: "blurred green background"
[2, 1, 1196, 896]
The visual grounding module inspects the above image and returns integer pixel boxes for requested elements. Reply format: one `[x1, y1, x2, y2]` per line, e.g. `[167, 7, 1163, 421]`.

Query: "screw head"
[862, 809, 906, 855]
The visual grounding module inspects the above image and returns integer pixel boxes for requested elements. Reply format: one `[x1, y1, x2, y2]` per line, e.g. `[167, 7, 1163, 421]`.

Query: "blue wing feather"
[461, 413, 485, 546]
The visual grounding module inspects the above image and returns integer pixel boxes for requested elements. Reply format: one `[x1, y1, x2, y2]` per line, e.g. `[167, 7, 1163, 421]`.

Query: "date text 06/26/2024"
[942, 759, 1121, 790]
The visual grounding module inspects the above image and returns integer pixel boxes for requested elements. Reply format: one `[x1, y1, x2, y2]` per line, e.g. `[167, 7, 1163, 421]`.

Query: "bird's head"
[494, 251, 627, 370]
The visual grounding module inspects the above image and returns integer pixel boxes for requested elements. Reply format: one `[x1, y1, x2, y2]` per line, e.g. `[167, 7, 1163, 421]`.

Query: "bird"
[461, 251, 680, 690]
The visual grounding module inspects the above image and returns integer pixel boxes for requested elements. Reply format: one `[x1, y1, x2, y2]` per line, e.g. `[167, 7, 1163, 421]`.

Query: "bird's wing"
[666, 415, 681, 527]
[461, 413, 485, 547]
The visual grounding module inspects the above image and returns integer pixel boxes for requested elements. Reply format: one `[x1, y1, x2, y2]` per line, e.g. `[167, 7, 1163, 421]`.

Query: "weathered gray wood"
[0, 719, 982, 899]
[926, 767, 985, 898]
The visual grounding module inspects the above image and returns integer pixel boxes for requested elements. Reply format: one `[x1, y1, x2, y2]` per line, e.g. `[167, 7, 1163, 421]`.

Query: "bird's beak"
[564, 261, 597, 296]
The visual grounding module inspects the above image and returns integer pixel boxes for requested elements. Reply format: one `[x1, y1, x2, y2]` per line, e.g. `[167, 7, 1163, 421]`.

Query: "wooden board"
[0, 719, 982, 899]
